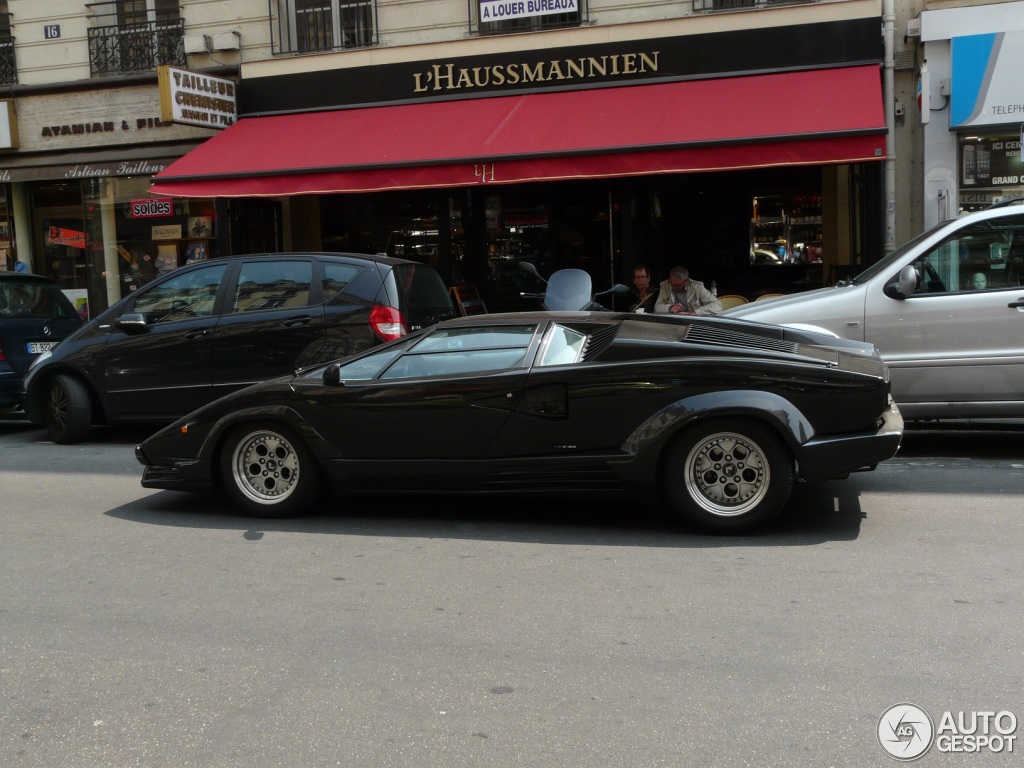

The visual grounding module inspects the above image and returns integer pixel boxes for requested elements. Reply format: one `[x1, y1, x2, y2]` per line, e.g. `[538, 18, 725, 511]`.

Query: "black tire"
[45, 374, 92, 445]
[664, 419, 793, 533]
[220, 423, 320, 518]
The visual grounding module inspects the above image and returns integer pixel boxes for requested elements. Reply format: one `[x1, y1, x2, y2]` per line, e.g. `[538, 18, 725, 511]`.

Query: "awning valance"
[150, 65, 886, 198]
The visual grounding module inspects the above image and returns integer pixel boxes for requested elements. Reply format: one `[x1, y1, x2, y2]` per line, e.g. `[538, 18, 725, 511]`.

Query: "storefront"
[0, 83, 223, 318]
[920, 1, 1024, 226]
[151, 12, 888, 304]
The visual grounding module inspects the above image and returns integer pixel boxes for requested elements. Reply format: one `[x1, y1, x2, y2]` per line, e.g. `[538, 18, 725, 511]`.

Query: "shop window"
[271, 0, 376, 54]
[473, 0, 586, 35]
[87, 0, 185, 76]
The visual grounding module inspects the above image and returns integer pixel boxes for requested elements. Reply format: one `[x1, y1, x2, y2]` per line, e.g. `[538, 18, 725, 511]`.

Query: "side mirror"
[519, 261, 541, 279]
[114, 313, 149, 334]
[892, 265, 919, 299]
[323, 363, 344, 386]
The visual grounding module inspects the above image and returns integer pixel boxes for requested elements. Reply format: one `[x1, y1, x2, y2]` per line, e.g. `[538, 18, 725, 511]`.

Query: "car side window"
[912, 215, 1024, 294]
[322, 263, 365, 304]
[131, 264, 227, 325]
[537, 325, 588, 366]
[232, 261, 313, 313]
[381, 325, 535, 379]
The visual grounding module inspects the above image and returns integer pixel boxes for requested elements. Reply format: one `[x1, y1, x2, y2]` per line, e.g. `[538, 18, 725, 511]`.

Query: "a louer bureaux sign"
[479, 0, 578, 22]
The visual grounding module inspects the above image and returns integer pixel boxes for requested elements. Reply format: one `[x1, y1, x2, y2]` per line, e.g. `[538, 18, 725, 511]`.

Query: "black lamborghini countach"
[136, 311, 903, 533]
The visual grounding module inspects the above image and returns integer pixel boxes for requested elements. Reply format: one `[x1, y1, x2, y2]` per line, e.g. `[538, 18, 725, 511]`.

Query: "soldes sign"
[129, 198, 173, 218]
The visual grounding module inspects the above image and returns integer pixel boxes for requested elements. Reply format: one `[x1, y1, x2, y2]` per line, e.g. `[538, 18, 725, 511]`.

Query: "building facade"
[919, 0, 1024, 227]
[0, 0, 896, 315]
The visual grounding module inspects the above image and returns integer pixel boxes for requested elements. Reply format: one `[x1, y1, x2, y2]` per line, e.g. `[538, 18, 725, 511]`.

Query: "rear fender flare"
[621, 390, 815, 458]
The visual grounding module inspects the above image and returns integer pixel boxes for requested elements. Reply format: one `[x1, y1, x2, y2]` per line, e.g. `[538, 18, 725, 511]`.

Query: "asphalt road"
[1, 416, 1022, 767]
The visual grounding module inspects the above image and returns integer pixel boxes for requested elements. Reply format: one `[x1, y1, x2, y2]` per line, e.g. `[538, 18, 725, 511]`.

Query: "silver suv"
[725, 200, 1024, 422]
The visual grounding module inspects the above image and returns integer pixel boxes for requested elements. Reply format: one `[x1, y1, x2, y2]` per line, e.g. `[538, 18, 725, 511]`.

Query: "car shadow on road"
[107, 480, 866, 547]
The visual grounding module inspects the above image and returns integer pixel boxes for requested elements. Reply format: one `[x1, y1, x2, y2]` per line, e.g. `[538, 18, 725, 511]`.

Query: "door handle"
[185, 329, 211, 340]
[282, 316, 313, 327]
[1008, 299, 1024, 309]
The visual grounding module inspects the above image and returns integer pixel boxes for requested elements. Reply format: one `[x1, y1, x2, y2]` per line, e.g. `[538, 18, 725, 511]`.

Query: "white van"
[725, 200, 1024, 421]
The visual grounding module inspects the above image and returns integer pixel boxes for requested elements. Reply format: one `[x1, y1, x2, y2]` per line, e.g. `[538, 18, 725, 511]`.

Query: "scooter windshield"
[544, 269, 593, 311]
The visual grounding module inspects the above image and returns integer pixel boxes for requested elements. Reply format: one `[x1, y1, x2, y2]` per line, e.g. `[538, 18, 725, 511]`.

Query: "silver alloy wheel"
[230, 429, 303, 506]
[683, 430, 770, 517]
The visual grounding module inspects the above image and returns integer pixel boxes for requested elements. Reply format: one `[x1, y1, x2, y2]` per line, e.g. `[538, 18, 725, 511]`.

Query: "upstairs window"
[87, 0, 185, 76]
[271, 0, 376, 55]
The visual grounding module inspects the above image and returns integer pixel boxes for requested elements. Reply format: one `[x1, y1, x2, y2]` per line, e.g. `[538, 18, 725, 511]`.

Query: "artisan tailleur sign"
[480, 0, 577, 21]
[158, 66, 237, 130]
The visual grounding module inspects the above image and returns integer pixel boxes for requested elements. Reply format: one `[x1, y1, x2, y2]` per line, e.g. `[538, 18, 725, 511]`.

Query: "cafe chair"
[449, 284, 488, 316]
[716, 294, 749, 310]
[754, 293, 786, 301]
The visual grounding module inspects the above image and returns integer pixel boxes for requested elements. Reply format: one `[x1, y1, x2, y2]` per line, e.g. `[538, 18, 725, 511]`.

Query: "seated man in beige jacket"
[654, 266, 722, 316]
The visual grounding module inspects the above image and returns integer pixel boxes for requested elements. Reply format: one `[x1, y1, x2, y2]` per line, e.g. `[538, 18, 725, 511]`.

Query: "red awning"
[150, 65, 886, 198]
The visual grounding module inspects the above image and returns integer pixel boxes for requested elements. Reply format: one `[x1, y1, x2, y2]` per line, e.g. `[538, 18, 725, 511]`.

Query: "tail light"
[368, 304, 408, 341]
[0, 341, 5, 362]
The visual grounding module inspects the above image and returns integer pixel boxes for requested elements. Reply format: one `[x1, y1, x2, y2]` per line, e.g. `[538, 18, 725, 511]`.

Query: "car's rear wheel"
[664, 419, 793, 533]
[45, 374, 92, 445]
[220, 423, 320, 517]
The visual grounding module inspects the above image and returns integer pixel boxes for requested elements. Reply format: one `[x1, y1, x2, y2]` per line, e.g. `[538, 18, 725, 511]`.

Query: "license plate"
[27, 341, 58, 354]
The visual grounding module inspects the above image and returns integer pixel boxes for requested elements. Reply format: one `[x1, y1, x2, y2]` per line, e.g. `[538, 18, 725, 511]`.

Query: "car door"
[102, 262, 228, 419]
[483, 321, 647, 457]
[865, 214, 1024, 408]
[299, 324, 539, 459]
[211, 257, 326, 399]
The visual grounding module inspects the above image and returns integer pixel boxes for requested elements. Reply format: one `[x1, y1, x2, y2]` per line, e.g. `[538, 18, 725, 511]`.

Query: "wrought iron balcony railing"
[269, 0, 377, 56]
[87, 2, 185, 76]
[692, 0, 812, 10]
[0, 12, 14, 85]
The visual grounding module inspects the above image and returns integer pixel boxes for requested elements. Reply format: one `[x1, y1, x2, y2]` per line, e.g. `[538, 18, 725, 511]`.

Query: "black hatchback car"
[23, 252, 456, 443]
[0, 273, 83, 409]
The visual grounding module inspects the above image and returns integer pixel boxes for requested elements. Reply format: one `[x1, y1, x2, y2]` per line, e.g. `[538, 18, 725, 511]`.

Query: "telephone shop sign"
[129, 198, 173, 218]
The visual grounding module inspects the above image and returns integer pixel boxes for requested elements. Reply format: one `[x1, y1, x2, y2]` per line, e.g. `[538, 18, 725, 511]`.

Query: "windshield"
[851, 219, 955, 285]
[0, 281, 77, 320]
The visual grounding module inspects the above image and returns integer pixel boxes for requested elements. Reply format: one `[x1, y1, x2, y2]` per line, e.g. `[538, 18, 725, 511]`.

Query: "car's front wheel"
[45, 374, 92, 445]
[220, 424, 320, 517]
[664, 419, 793, 533]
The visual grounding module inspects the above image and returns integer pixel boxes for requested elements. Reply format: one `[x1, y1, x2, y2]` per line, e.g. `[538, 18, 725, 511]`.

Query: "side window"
[914, 215, 1024, 294]
[322, 263, 364, 304]
[381, 325, 535, 379]
[328, 338, 417, 381]
[538, 325, 588, 366]
[131, 264, 227, 325]
[232, 261, 312, 313]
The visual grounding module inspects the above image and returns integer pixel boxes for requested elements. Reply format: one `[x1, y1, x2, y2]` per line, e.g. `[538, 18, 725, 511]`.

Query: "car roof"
[437, 311, 626, 327]
[0, 272, 60, 285]
[234, 251, 424, 268]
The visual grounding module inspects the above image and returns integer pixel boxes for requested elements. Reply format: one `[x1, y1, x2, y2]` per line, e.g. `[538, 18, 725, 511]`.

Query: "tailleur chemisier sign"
[480, 0, 577, 22]
[157, 66, 237, 130]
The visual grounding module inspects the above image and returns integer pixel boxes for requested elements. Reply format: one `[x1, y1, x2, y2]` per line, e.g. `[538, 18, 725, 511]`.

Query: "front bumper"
[793, 397, 904, 483]
[136, 446, 215, 492]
